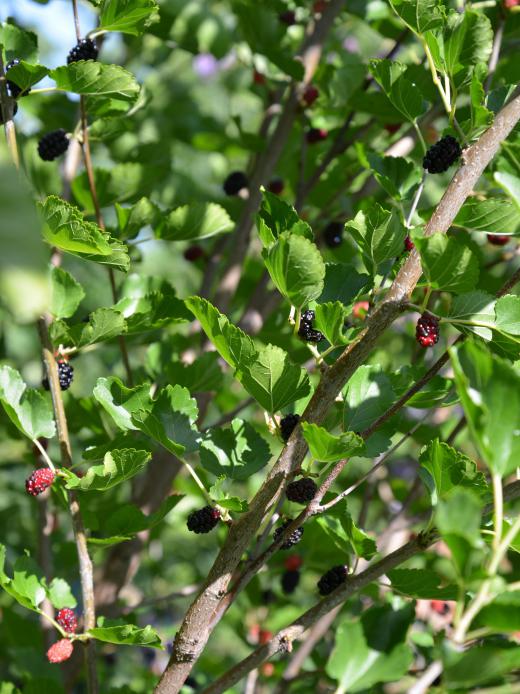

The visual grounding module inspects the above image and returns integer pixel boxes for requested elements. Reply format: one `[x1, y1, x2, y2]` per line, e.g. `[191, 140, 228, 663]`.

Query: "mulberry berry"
[280, 413, 300, 442]
[67, 38, 98, 64]
[416, 313, 440, 348]
[5, 59, 30, 98]
[43, 360, 74, 391]
[187, 506, 221, 534]
[47, 638, 74, 663]
[306, 127, 328, 144]
[279, 10, 297, 25]
[302, 85, 319, 107]
[26, 468, 55, 496]
[323, 221, 343, 248]
[273, 519, 304, 550]
[423, 135, 461, 174]
[317, 565, 348, 596]
[223, 171, 248, 196]
[284, 555, 303, 571]
[38, 129, 70, 161]
[286, 478, 317, 504]
[183, 245, 205, 261]
[404, 235, 415, 252]
[298, 309, 324, 343]
[267, 178, 284, 195]
[281, 569, 300, 594]
[56, 608, 78, 633]
[487, 234, 510, 246]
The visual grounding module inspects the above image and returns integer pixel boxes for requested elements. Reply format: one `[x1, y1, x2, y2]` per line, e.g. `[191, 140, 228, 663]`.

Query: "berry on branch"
[281, 569, 300, 594]
[42, 359, 74, 391]
[279, 10, 296, 25]
[187, 506, 221, 534]
[487, 234, 510, 246]
[280, 413, 300, 442]
[25, 468, 55, 496]
[5, 59, 31, 98]
[267, 178, 284, 195]
[317, 565, 348, 596]
[404, 235, 415, 252]
[323, 221, 343, 248]
[56, 608, 78, 633]
[416, 313, 440, 348]
[273, 519, 304, 549]
[284, 554, 303, 571]
[423, 135, 461, 174]
[38, 129, 70, 161]
[298, 309, 324, 343]
[47, 639, 74, 663]
[286, 477, 317, 504]
[183, 245, 205, 262]
[302, 85, 319, 107]
[67, 38, 98, 64]
[306, 127, 328, 144]
[223, 171, 248, 196]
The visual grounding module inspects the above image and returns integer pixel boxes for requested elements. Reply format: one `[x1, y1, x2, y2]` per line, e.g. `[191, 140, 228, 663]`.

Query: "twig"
[485, 14, 505, 92]
[0, 54, 20, 169]
[156, 93, 520, 694]
[38, 317, 98, 694]
[407, 660, 443, 694]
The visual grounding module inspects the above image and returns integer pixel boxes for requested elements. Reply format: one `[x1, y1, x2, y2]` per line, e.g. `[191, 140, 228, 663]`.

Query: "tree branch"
[37, 318, 98, 694]
[155, 93, 520, 693]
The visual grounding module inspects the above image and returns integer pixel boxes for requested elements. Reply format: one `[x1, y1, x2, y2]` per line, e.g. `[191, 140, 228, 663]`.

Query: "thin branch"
[485, 13, 505, 92]
[71, 0, 82, 42]
[37, 318, 98, 694]
[0, 54, 20, 169]
[407, 661, 443, 694]
[156, 93, 520, 694]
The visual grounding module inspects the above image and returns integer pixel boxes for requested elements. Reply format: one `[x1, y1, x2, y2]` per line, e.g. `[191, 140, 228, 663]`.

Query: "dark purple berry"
[183, 245, 205, 262]
[223, 171, 248, 196]
[279, 10, 297, 25]
[273, 519, 304, 550]
[423, 135, 461, 174]
[38, 129, 70, 161]
[416, 313, 440, 348]
[298, 309, 324, 343]
[5, 59, 31, 98]
[280, 413, 300, 442]
[317, 565, 348, 596]
[42, 360, 74, 391]
[323, 221, 343, 248]
[281, 569, 300, 594]
[187, 506, 221, 534]
[487, 234, 510, 246]
[306, 127, 328, 144]
[286, 478, 317, 504]
[267, 178, 284, 195]
[67, 38, 98, 64]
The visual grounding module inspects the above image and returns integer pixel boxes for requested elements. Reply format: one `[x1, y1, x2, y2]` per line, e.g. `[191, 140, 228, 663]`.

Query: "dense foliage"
[1, 1, 520, 692]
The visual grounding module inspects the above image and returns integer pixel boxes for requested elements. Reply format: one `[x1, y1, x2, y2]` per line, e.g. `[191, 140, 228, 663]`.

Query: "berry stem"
[412, 121, 427, 155]
[32, 438, 56, 473]
[181, 458, 214, 507]
[405, 176, 425, 228]
[419, 286, 432, 313]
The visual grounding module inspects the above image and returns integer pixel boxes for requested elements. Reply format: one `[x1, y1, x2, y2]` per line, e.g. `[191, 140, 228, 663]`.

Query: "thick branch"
[156, 93, 520, 693]
[37, 318, 98, 694]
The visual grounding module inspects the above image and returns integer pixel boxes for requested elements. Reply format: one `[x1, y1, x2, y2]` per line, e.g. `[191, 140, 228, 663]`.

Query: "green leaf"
[208, 476, 248, 513]
[47, 578, 77, 610]
[389, 367, 456, 408]
[163, 353, 223, 394]
[156, 203, 234, 241]
[104, 496, 183, 538]
[114, 285, 191, 334]
[93, 377, 152, 431]
[313, 302, 348, 346]
[51, 62, 140, 101]
[470, 63, 494, 132]
[63, 449, 151, 491]
[436, 487, 483, 577]
[318, 264, 372, 306]
[495, 294, 520, 335]
[447, 291, 496, 340]
[262, 231, 325, 308]
[200, 419, 271, 481]
[0, 366, 56, 440]
[98, 0, 159, 35]
[12, 556, 46, 610]
[237, 343, 310, 414]
[185, 297, 256, 370]
[388, 568, 458, 600]
[419, 439, 487, 505]
[445, 643, 520, 688]
[115, 197, 160, 239]
[342, 509, 377, 560]
[131, 385, 200, 456]
[39, 196, 112, 256]
[366, 153, 423, 201]
[495, 171, 520, 209]
[388, 0, 445, 34]
[443, 11, 493, 85]
[454, 198, 520, 235]
[0, 21, 38, 63]
[326, 615, 413, 692]
[369, 59, 427, 122]
[474, 593, 520, 632]
[346, 206, 407, 276]
[89, 623, 163, 649]
[301, 423, 364, 462]
[343, 365, 395, 435]
[415, 234, 479, 293]
[50, 267, 85, 319]
[257, 191, 312, 246]
[50, 308, 127, 348]
[4, 61, 49, 93]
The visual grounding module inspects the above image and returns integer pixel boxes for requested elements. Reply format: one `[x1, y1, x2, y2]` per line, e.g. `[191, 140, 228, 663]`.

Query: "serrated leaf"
[114, 286, 191, 334]
[369, 59, 427, 122]
[495, 171, 520, 209]
[93, 377, 152, 431]
[366, 153, 423, 201]
[50, 308, 127, 348]
[342, 509, 377, 559]
[318, 264, 372, 306]
[12, 556, 46, 610]
[346, 206, 406, 276]
[344, 365, 396, 435]
[415, 235, 479, 293]
[104, 495, 183, 537]
[447, 291, 496, 340]
[388, 568, 458, 600]
[156, 202, 234, 241]
[89, 623, 162, 648]
[313, 302, 348, 346]
[115, 197, 160, 239]
[63, 449, 151, 491]
[131, 385, 200, 456]
[262, 231, 325, 308]
[4, 61, 49, 93]
[443, 11, 493, 85]
[237, 343, 310, 414]
[98, 0, 159, 35]
[200, 419, 271, 481]
[257, 190, 312, 246]
[164, 353, 223, 393]
[51, 62, 140, 101]
[454, 198, 520, 235]
[47, 578, 77, 610]
[301, 423, 364, 462]
[495, 295, 520, 335]
[50, 267, 85, 319]
[419, 439, 487, 505]
[388, 0, 445, 34]
[0, 366, 56, 440]
[39, 196, 112, 256]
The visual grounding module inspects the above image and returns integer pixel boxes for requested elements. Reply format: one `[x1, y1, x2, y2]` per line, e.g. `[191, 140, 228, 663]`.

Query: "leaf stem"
[405, 177, 425, 228]
[32, 438, 56, 473]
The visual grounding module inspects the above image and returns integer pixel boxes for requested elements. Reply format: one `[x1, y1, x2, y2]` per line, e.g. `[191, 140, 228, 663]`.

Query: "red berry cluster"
[25, 468, 55, 496]
[47, 638, 74, 663]
[56, 608, 78, 633]
[487, 234, 509, 246]
[416, 313, 440, 348]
